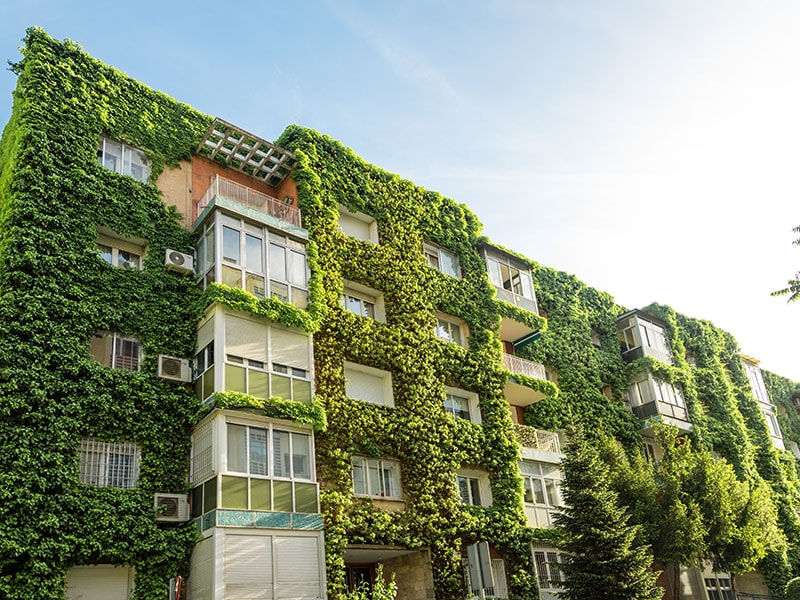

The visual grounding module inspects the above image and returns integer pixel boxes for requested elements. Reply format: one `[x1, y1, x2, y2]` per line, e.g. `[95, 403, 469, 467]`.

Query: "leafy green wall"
[0, 28, 210, 599]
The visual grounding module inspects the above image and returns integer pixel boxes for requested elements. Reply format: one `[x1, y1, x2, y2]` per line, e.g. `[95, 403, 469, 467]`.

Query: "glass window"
[352, 457, 401, 499]
[89, 331, 141, 371]
[423, 242, 461, 278]
[520, 461, 562, 507]
[98, 136, 150, 183]
[457, 475, 482, 506]
[96, 231, 145, 269]
[486, 255, 534, 299]
[79, 438, 140, 488]
[435, 316, 465, 347]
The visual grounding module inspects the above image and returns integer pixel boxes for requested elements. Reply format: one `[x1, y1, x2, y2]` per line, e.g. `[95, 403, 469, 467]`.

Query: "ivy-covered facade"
[1, 28, 799, 600]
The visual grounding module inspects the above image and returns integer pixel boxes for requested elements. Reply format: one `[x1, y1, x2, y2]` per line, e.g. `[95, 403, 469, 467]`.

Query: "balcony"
[632, 401, 692, 433]
[513, 425, 561, 454]
[495, 286, 539, 314]
[196, 175, 302, 231]
[503, 353, 549, 406]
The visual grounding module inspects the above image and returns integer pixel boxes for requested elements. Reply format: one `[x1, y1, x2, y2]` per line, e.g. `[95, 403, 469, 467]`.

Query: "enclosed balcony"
[617, 310, 673, 365]
[625, 374, 691, 433]
[513, 424, 564, 461]
[503, 353, 549, 406]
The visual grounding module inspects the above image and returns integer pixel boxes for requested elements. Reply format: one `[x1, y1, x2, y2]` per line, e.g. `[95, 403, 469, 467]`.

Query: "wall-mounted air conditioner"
[164, 249, 194, 276]
[157, 355, 192, 383]
[155, 493, 190, 522]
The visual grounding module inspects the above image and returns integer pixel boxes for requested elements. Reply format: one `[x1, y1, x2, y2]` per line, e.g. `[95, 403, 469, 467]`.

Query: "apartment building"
[1, 29, 798, 600]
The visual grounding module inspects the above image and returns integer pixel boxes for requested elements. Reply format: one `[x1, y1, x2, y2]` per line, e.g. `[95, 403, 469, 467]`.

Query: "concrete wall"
[381, 550, 435, 600]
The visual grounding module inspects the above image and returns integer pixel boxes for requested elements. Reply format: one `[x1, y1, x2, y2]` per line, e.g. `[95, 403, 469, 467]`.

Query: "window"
[743, 360, 770, 405]
[194, 313, 313, 404]
[520, 461, 562, 508]
[79, 438, 140, 488]
[435, 314, 467, 347]
[89, 331, 141, 371]
[423, 241, 461, 278]
[344, 362, 394, 407]
[532, 545, 564, 594]
[618, 314, 672, 362]
[456, 469, 490, 506]
[443, 387, 481, 424]
[486, 254, 535, 300]
[342, 281, 386, 322]
[626, 376, 686, 410]
[96, 229, 145, 269]
[196, 213, 309, 309]
[216, 422, 317, 513]
[338, 205, 378, 243]
[352, 457, 401, 499]
[704, 573, 734, 600]
[98, 136, 150, 182]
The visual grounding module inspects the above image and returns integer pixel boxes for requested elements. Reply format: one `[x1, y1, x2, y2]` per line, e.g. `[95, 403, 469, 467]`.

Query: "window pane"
[117, 250, 140, 269]
[288, 250, 307, 286]
[204, 227, 215, 269]
[519, 271, 534, 299]
[348, 296, 361, 315]
[273, 430, 290, 478]
[102, 139, 122, 171]
[271, 373, 291, 400]
[203, 478, 217, 513]
[249, 428, 268, 476]
[225, 364, 247, 393]
[293, 379, 312, 404]
[469, 478, 481, 506]
[523, 478, 534, 503]
[457, 477, 470, 504]
[222, 226, 240, 263]
[499, 262, 512, 291]
[98, 243, 113, 265]
[440, 250, 460, 277]
[545, 480, 559, 506]
[221, 475, 247, 509]
[227, 425, 248, 473]
[249, 370, 269, 399]
[382, 461, 400, 498]
[532, 479, 546, 504]
[292, 433, 311, 480]
[270, 243, 286, 281]
[487, 258, 502, 287]
[270, 280, 289, 302]
[222, 264, 242, 289]
[245, 234, 263, 273]
[364, 301, 375, 319]
[246, 273, 266, 298]
[250, 478, 271, 510]
[352, 459, 367, 494]
[273, 480, 293, 512]
[292, 288, 309, 310]
[294, 482, 318, 513]
[368, 460, 382, 496]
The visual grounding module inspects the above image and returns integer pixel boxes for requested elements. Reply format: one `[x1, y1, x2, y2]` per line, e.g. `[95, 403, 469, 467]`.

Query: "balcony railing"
[513, 425, 561, 453]
[632, 400, 689, 424]
[503, 353, 547, 380]
[494, 286, 539, 314]
[197, 174, 301, 227]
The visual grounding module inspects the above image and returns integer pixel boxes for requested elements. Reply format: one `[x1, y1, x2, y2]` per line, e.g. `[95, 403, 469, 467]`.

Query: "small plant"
[786, 576, 800, 600]
[345, 564, 397, 600]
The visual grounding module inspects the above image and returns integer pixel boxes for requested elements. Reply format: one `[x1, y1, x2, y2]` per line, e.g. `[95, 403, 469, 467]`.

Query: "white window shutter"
[275, 536, 321, 599]
[224, 534, 274, 599]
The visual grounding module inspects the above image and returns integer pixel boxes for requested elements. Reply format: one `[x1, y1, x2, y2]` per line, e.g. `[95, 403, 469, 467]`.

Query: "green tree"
[772, 225, 800, 302]
[555, 430, 662, 600]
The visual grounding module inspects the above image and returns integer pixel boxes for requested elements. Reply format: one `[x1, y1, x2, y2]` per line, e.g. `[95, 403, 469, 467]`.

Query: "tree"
[555, 430, 662, 600]
[772, 225, 800, 302]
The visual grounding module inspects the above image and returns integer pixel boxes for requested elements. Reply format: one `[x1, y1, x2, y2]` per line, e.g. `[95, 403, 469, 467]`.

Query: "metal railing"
[503, 353, 547, 380]
[513, 425, 561, 453]
[197, 174, 301, 227]
[494, 286, 539, 314]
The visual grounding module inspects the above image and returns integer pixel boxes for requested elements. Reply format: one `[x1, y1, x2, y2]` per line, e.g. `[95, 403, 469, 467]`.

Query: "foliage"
[555, 429, 662, 600]
[210, 391, 327, 431]
[0, 28, 212, 598]
[786, 576, 800, 600]
[345, 564, 398, 600]
[772, 225, 800, 302]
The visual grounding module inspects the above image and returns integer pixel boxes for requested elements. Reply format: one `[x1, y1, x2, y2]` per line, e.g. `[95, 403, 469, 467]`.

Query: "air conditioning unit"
[157, 355, 192, 383]
[155, 493, 190, 522]
[164, 249, 194, 276]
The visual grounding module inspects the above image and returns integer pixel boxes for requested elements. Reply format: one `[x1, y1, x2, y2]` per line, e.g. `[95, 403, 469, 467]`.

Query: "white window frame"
[485, 253, 535, 300]
[743, 360, 771, 405]
[532, 544, 565, 595]
[456, 468, 491, 506]
[79, 438, 140, 488]
[342, 280, 386, 322]
[434, 313, 467, 348]
[520, 460, 563, 509]
[352, 456, 402, 499]
[196, 212, 309, 309]
[443, 386, 481, 424]
[90, 331, 142, 372]
[337, 205, 379, 244]
[423, 241, 461, 278]
[97, 228, 146, 270]
[344, 362, 394, 407]
[98, 135, 150, 182]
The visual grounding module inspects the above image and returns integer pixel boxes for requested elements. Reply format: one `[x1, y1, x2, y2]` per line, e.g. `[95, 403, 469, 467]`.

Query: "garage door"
[65, 565, 134, 600]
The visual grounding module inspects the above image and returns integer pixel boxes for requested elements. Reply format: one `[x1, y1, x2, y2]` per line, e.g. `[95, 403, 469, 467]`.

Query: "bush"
[786, 577, 800, 600]
[345, 564, 397, 600]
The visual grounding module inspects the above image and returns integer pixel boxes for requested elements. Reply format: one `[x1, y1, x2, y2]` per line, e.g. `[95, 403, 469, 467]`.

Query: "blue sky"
[2, 1, 800, 380]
